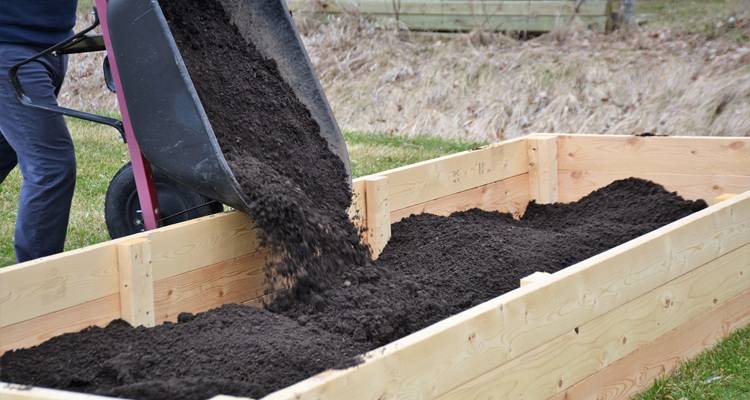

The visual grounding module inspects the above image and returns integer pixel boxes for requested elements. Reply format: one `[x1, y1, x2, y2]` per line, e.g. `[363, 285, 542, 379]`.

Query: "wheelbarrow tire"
[105, 162, 224, 239]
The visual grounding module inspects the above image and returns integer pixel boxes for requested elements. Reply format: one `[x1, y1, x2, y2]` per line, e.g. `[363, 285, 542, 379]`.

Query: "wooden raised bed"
[2, 134, 750, 400]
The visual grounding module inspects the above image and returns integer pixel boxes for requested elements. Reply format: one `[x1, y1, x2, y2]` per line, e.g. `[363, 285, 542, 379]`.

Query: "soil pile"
[0, 179, 707, 399]
[158, 0, 370, 299]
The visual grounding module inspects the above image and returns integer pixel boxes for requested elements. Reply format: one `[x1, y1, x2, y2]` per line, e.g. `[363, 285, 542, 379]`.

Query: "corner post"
[528, 135, 559, 204]
[117, 238, 155, 327]
[364, 176, 391, 260]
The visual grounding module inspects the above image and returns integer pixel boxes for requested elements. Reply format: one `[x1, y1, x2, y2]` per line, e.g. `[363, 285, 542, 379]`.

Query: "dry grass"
[62, 1, 750, 142]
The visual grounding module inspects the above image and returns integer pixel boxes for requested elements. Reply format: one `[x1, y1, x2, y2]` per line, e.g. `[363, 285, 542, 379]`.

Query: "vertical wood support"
[117, 238, 155, 327]
[364, 176, 391, 260]
[528, 135, 559, 204]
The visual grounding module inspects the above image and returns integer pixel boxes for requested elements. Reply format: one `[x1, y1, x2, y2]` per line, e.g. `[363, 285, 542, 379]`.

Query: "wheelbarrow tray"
[106, 0, 350, 214]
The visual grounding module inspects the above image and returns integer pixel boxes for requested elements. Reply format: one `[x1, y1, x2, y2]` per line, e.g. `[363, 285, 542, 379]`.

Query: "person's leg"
[0, 44, 76, 262]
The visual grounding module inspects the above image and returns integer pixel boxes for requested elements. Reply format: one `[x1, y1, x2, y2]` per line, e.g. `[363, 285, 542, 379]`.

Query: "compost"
[0, 178, 707, 399]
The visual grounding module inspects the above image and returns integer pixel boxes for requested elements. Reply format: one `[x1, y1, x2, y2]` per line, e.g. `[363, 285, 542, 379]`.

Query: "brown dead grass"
[62, 2, 750, 141]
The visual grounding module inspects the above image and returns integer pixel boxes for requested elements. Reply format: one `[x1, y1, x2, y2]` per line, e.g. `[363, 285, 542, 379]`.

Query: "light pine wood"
[520, 271, 551, 287]
[0, 242, 120, 328]
[549, 288, 750, 400]
[528, 135, 559, 204]
[557, 135, 750, 176]
[361, 137, 528, 211]
[153, 250, 268, 323]
[0, 294, 120, 355]
[349, 179, 367, 229]
[558, 170, 750, 203]
[390, 173, 530, 222]
[263, 191, 750, 400]
[713, 192, 739, 205]
[117, 239, 155, 327]
[437, 244, 750, 399]
[0, 383, 122, 400]
[147, 211, 260, 280]
[364, 176, 392, 259]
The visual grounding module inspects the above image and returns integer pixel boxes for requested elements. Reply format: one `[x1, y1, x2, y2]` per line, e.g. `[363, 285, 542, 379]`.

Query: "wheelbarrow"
[8, 0, 350, 238]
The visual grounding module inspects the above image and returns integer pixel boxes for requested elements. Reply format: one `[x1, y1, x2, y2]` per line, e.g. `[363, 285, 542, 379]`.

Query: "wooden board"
[558, 170, 750, 203]
[367, 137, 527, 212]
[437, 243, 750, 399]
[549, 288, 750, 400]
[0, 383, 122, 400]
[528, 135, 559, 204]
[147, 211, 259, 280]
[117, 239, 155, 327]
[0, 243, 119, 328]
[558, 135, 750, 177]
[0, 294, 120, 354]
[153, 250, 268, 323]
[263, 192, 750, 400]
[391, 173, 529, 221]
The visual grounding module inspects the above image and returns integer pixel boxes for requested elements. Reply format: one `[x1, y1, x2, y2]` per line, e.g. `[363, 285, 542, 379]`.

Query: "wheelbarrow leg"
[97, 0, 160, 231]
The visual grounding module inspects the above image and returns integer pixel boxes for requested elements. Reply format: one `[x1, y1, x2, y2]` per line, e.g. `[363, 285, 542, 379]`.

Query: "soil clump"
[1, 179, 707, 399]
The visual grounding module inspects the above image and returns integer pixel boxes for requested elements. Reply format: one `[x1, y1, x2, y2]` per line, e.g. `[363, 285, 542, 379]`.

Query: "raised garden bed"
[1, 133, 749, 400]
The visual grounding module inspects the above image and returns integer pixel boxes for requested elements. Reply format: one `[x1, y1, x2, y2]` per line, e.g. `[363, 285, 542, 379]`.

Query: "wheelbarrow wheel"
[105, 162, 224, 239]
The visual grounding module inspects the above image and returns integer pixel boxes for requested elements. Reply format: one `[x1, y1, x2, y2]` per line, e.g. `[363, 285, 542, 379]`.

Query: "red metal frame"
[95, 0, 160, 231]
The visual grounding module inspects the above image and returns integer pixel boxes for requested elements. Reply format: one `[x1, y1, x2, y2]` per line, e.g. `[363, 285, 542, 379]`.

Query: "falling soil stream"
[0, 1, 709, 399]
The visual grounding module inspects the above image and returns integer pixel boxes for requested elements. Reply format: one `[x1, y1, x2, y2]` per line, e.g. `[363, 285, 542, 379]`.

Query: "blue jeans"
[0, 43, 76, 263]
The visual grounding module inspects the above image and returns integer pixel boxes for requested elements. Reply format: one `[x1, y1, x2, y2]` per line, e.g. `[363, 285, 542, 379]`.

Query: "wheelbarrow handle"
[7, 7, 125, 140]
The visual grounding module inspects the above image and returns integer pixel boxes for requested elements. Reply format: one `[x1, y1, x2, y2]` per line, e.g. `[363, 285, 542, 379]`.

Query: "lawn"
[0, 119, 480, 267]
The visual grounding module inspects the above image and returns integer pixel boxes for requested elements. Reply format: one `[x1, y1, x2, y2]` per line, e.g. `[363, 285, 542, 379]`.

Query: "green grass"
[635, 324, 750, 400]
[0, 120, 480, 267]
[637, 0, 749, 42]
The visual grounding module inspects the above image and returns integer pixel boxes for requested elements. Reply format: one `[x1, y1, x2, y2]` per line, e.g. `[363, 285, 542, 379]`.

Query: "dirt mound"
[0, 179, 707, 399]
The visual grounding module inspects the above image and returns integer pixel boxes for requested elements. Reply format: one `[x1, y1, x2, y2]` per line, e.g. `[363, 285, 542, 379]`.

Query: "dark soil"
[158, 0, 371, 299]
[0, 179, 707, 399]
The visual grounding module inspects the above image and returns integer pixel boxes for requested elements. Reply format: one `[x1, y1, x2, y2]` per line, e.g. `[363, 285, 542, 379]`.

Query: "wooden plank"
[153, 250, 268, 323]
[263, 191, 750, 400]
[391, 173, 530, 222]
[117, 239, 155, 328]
[558, 170, 750, 203]
[438, 244, 750, 399]
[528, 135, 559, 204]
[713, 192, 738, 205]
[0, 383, 121, 400]
[520, 271, 551, 287]
[364, 176, 391, 259]
[147, 211, 260, 281]
[364, 137, 527, 211]
[348, 179, 367, 229]
[558, 135, 750, 177]
[288, 0, 610, 16]
[0, 242, 120, 328]
[549, 289, 750, 400]
[0, 294, 120, 355]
